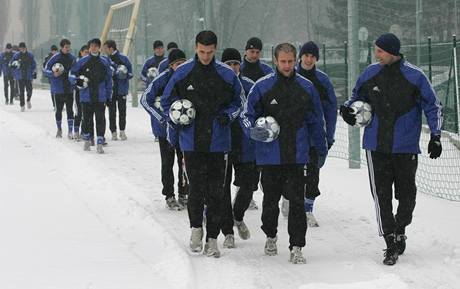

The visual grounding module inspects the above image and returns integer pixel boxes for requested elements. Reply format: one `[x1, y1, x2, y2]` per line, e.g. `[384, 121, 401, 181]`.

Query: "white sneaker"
[111, 132, 118, 141]
[264, 236, 278, 256]
[306, 212, 319, 227]
[67, 132, 74, 140]
[96, 143, 104, 154]
[83, 140, 91, 151]
[281, 197, 289, 217]
[119, 130, 127, 141]
[248, 198, 258, 210]
[235, 220, 251, 240]
[165, 196, 183, 211]
[223, 234, 235, 249]
[289, 246, 306, 264]
[26, 101, 31, 109]
[190, 227, 203, 253]
[20, 106, 25, 112]
[56, 129, 62, 138]
[203, 238, 221, 258]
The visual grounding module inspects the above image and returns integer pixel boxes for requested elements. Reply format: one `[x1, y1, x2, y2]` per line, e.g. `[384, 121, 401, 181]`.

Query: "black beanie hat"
[168, 48, 186, 65]
[51, 45, 58, 51]
[19, 42, 26, 48]
[88, 38, 101, 47]
[221, 48, 242, 63]
[375, 33, 401, 56]
[299, 41, 319, 60]
[6, 43, 12, 49]
[167, 42, 178, 50]
[153, 40, 164, 49]
[245, 37, 263, 51]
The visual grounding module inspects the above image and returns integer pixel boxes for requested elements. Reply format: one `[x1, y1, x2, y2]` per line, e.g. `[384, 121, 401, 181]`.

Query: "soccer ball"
[154, 96, 163, 111]
[77, 75, 89, 89]
[52, 63, 65, 75]
[255, 116, 280, 142]
[116, 64, 128, 79]
[169, 99, 196, 125]
[10, 60, 20, 69]
[147, 67, 159, 79]
[350, 101, 372, 127]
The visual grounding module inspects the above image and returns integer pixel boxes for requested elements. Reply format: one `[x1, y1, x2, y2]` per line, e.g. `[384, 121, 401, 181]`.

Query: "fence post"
[453, 34, 460, 134]
[428, 36, 432, 83]
[323, 43, 326, 73]
[367, 41, 372, 65]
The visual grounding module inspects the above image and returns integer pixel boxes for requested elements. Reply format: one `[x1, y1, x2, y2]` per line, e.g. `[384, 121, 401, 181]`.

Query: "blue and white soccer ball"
[255, 116, 280, 142]
[10, 60, 20, 69]
[116, 65, 128, 79]
[350, 101, 372, 127]
[77, 75, 89, 89]
[147, 67, 159, 79]
[52, 63, 65, 75]
[169, 99, 196, 125]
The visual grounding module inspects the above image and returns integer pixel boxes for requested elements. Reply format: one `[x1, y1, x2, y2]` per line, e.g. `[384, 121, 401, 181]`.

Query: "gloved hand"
[75, 77, 85, 87]
[105, 100, 111, 107]
[217, 114, 230, 126]
[32, 72, 37, 79]
[428, 134, 442, 159]
[317, 154, 326, 168]
[340, 105, 356, 126]
[250, 126, 270, 142]
[328, 142, 333, 150]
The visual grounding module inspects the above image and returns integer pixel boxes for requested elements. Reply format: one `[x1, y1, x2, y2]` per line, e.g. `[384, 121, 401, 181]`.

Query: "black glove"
[317, 154, 326, 168]
[32, 72, 37, 79]
[106, 100, 111, 107]
[340, 105, 356, 126]
[250, 126, 270, 142]
[217, 114, 230, 126]
[428, 134, 442, 159]
[328, 142, 333, 150]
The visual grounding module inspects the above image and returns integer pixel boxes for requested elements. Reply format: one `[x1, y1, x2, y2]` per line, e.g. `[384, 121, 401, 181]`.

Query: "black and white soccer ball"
[154, 96, 163, 111]
[116, 64, 128, 79]
[77, 75, 89, 89]
[350, 101, 372, 127]
[52, 63, 65, 75]
[169, 99, 196, 125]
[10, 60, 20, 69]
[147, 67, 159, 79]
[255, 116, 280, 142]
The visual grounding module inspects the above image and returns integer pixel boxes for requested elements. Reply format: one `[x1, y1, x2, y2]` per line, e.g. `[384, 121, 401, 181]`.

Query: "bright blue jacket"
[345, 58, 443, 154]
[241, 71, 327, 165]
[43, 52, 76, 94]
[296, 64, 337, 146]
[0, 51, 15, 77]
[108, 50, 133, 96]
[234, 74, 256, 163]
[158, 58, 169, 73]
[161, 57, 244, 152]
[69, 54, 113, 103]
[12, 51, 36, 80]
[141, 69, 170, 139]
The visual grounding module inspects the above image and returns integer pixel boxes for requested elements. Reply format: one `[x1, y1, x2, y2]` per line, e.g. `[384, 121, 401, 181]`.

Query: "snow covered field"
[1, 85, 460, 289]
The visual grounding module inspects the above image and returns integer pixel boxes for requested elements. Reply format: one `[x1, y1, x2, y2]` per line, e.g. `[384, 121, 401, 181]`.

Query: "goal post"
[100, 0, 141, 107]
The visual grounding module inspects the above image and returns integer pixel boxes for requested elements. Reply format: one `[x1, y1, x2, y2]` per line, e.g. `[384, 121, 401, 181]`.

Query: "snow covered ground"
[1, 85, 460, 289]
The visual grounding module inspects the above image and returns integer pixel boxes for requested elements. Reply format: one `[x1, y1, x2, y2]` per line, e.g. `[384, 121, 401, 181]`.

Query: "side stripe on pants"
[366, 150, 384, 236]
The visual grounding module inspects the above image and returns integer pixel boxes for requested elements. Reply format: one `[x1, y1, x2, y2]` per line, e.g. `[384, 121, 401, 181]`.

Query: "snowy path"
[1, 87, 459, 289]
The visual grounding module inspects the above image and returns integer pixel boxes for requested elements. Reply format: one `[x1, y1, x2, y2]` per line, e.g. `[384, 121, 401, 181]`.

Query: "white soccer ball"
[10, 60, 20, 69]
[169, 99, 196, 125]
[350, 101, 372, 127]
[77, 75, 89, 89]
[52, 63, 65, 75]
[116, 64, 128, 79]
[147, 67, 158, 79]
[154, 96, 163, 111]
[255, 116, 280, 142]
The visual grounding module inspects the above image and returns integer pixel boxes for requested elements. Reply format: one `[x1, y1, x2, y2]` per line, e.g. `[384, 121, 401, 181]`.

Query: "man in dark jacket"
[140, 40, 165, 84]
[11, 42, 37, 111]
[0, 43, 16, 105]
[161, 31, 243, 258]
[340, 33, 443, 265]
[42, 44, 58, 109]
[240, 37, 273, 82]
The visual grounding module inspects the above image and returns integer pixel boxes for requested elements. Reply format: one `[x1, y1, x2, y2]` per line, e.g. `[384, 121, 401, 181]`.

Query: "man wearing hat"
[141, 40, 165, 84]
[42, 44, 59, 110]
[241, 37, 273, 82]
[219, 47, 257, 249]
[0, 43, 16, 105]
[11, 42, 37, 111]
[158, 42, 179, 73]
[294, 41, 337, 227]
[141, 48, 189, 211]
[340, 33, 443, 265]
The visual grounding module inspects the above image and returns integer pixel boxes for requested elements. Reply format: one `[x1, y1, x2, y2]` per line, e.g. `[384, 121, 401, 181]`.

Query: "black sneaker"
[395, 234, 407, 255]
[383, 247, 399, 265]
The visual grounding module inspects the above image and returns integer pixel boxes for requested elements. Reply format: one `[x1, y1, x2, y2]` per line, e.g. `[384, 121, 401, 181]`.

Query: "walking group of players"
[0, 30, 443, 266]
